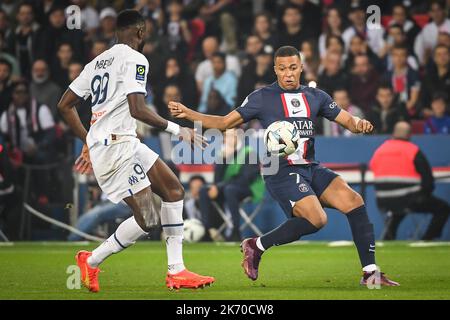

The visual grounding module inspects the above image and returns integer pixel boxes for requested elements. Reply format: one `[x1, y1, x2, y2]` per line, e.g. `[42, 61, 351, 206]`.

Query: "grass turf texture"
[0, 241, 449, 300]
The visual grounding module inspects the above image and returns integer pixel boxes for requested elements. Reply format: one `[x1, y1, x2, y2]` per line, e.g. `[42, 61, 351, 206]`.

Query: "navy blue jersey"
[235, 82, 342, 167]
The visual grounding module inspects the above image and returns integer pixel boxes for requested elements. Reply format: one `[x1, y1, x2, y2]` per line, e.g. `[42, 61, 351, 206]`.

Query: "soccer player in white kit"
[57, 9, 214, 292]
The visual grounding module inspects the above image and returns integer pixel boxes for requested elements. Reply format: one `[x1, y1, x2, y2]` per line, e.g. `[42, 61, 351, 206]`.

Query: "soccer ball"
[183, 219, 205, 243]
[264, 120, 300, 157]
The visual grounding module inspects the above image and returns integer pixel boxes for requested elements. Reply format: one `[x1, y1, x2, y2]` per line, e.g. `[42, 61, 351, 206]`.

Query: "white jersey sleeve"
[119, 53, 149, 96]
[69, 66, 91, 100]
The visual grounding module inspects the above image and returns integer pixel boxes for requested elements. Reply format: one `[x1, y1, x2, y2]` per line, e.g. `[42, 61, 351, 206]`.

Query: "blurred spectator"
[50, 42, 73, 89]
[278, 5, 313, 48]
[424, 92, 450, 134]
[239, 35, 264, 69]
[94, 7, 117, 48]
[39, 6, 85, 64]
[379, 24, 418, 72]
[317, 51, 348, 95]
[345, 34, 382, 73]
[155, 84, 182, 119]
[370, 121, 450, 240]
[252, 12, 278, 53]
[198, 0, 237, 53]
[0, 142, 21, 240]
[164, 0, 191, 61]
[342, 5, 385, 56]
[324, 34, 345, 60]
[89, 39, 108, 60]
[0, 58, 12, 113]
[420, 45, 450, 116]
[205, 88, 229, 116]
[383, 45, 420, 117]
[323, 88, 364, 136]
[34, 0, 69, 28]
[238, 49, 275, 104]
[71, 0, 99, 39]
[0, 1, 17, 17]
[195, 36, 240, 92]
[284, 0, 322, 39]
[184, 175, 206, 221]
[199, 129, 263, 241]
[6, 3, 41, 79]
[0, 81, 56, 165]
[0, 9, 11, 40]
[155, 57, 197, 109]
[199, 52, 237, 113]
[68, 61, 91, 130]
[387, 4, 420, 52]
[67, 199, 130, 241]
[0, 31, 20, 77]
[414, 0, 450, 66]
[349, 54, 380, 113]
[367, 84, 409, 134]
[319, 6, 344, 58]
[30, 59, 62, 118]
[300, 39, 320, 83]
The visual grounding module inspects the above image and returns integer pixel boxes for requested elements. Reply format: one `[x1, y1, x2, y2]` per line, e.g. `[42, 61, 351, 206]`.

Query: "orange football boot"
[75, 250, 100, 293]
[166, 269, 215, 290]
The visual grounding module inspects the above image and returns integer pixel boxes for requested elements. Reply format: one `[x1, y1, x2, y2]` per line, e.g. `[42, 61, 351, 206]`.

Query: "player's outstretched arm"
[57, 89, 89, 143]
[334, 109, 374, 134]
[168, 101, 244, 131]
[128, 93, 206, 149]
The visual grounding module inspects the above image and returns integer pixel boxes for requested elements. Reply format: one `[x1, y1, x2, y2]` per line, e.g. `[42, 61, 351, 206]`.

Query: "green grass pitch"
[0, 241, 449, 300]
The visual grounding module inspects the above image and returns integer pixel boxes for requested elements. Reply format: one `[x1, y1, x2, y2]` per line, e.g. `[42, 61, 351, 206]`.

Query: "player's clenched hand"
[74, 144, 93, 174]
[168, 101, 190, 119]
[178, 127, 208, 150]
[356, 119, 374, 134]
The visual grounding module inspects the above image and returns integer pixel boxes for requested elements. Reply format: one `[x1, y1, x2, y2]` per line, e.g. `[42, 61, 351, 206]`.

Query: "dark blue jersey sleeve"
[317, 89, 341, 121]
[235, 89, 262, 123]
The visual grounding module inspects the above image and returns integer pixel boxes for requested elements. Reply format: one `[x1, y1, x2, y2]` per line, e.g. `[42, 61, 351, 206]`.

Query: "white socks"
[363, 264, 378, 273]
[87, 216, 147, 268]
[256, 237, 266, 251]
[161, 200, 185, 274]
[86, 200, 186, 275]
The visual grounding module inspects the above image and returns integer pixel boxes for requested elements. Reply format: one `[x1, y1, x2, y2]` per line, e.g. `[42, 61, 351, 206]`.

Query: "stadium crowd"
[0, 0, 449, 240]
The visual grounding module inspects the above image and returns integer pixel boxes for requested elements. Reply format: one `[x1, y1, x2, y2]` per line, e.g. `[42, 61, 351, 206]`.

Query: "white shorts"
[89, 137, 159, 203]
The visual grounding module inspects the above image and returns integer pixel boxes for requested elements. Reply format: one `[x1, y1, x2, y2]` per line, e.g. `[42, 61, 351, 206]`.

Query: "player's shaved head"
[274, 46, 302, 90]
[116, 9, 146, 52]
[393, 121, 411, 140]
[117, 9, 144, 30]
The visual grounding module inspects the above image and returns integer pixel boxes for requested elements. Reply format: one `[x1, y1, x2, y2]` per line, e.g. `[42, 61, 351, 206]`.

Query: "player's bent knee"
[343, 191, 364, 213]
[292, 205, 327, 229]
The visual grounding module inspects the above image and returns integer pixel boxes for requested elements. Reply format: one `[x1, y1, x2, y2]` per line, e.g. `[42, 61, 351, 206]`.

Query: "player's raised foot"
[360, 271, 400, 287]
[166, 269, 215, 290]
[75, 250, 100, 292]
[240, 238, 263, 281]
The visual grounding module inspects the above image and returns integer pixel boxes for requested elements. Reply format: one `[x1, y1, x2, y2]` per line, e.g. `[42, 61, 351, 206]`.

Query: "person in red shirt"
[370, 121, 450, 240]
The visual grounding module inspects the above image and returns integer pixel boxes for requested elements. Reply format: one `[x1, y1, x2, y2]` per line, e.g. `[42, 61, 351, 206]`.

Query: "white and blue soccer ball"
[264, 120, 300, 157]
[183, 219, 205, 243]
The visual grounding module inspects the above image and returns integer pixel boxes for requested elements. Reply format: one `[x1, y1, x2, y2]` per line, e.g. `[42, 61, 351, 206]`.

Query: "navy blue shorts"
[263, 163, 339, 217]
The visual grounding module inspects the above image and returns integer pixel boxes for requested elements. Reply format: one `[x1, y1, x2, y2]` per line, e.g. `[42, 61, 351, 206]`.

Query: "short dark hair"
[274, 46, 300, 60]
[117, 9, 144, 30]
[432, 91, 447, 102]
[392, 44, 408, 53]
[211, 52, 226, 62]
[189, 175, 206, 185]
[378, 83, 393, 92]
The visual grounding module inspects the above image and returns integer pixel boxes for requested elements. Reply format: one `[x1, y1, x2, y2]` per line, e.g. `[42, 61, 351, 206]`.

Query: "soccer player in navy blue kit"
[169, 46, 399, 286]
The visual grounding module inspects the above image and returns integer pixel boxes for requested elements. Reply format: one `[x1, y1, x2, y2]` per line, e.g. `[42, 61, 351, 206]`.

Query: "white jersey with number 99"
[69, 43, 149, 148]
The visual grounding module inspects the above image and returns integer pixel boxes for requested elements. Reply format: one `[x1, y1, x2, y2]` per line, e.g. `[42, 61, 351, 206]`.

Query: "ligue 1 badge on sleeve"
[136, 64, 146, 81]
